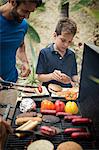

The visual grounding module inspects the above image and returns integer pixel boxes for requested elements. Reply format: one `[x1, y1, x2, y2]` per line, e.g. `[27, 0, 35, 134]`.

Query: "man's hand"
[0, 116, 13, 149]
[21, 62, 31, 77]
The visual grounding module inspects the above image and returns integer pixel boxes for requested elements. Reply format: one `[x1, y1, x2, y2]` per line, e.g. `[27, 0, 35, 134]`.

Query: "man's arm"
[17, 43, 31, 77]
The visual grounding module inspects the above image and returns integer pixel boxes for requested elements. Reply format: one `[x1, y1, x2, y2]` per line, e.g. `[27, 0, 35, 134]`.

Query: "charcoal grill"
[4, 98, 99, 150]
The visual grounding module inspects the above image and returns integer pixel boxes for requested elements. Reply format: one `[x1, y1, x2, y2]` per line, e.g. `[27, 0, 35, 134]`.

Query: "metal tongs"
[0, 79, 38, 92]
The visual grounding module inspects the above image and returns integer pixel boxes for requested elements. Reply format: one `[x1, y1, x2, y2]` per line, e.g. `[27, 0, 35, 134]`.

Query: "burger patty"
[42, 115, 60, 123]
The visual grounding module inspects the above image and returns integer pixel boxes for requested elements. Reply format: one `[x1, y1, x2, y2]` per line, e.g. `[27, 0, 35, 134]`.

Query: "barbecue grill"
[2, 98, 99, 150]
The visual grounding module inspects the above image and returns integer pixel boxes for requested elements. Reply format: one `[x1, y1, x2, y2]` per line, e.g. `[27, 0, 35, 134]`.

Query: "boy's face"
[54, 32, 74, 53]
[11, 2, 37, 23]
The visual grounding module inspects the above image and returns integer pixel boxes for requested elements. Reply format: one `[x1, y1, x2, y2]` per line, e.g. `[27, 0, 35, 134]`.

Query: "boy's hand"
[60, 73, 71, 84]
[52, 70, 62, 81]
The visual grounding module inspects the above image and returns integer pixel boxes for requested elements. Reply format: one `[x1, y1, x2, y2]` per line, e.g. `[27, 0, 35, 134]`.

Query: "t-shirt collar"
[50, 43, 72, 56]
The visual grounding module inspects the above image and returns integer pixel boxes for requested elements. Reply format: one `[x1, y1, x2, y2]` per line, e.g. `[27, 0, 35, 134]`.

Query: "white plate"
[21, 86, 49, 97]
[51, 87, 79, 98]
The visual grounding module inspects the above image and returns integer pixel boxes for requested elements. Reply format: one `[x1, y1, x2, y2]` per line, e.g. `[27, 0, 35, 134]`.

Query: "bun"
[16, 120, 39, 137]
[27, 139, 54, 150]
[15, 117, 42, 125]
[57, 141, 83, 150]
[48, 84, 62, 93]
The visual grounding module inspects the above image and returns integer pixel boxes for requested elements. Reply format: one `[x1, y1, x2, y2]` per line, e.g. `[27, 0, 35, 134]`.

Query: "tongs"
[0, 79, 38, 92]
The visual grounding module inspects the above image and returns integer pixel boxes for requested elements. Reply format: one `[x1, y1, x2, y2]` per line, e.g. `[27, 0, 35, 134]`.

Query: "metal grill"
[4, 98, 99, 150]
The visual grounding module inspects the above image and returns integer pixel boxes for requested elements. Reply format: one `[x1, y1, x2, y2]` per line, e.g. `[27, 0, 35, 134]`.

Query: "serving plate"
[51, 87, 79, 98]
[21, 86, 49, 97]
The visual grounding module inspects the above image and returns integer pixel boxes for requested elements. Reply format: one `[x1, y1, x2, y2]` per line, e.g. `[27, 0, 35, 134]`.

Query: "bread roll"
[48, 84, 62, 93]
[16, 120, 38, 137]
[57, 141, 83, 150]
[15, 117, 42, 125]
[27, 140, 54, 150]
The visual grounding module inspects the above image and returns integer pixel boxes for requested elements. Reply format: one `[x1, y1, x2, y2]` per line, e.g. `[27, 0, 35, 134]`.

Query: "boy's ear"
[9, 0, 17, 7]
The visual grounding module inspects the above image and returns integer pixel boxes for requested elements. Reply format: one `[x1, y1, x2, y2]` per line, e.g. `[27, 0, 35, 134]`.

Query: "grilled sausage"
[64, 115, 82, 121]
[72, 118, 92, 125]
[64, 128, 86, 134]
[41, 109, 56, 115]
[71, 132, 91, 139]
[40, 126, 56, 136]
[56, 112, 71, 117]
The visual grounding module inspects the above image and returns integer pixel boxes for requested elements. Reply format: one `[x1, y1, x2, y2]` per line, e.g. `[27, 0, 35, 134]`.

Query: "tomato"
[65, 90, 78, 100]
[55, 100, 65, 112]
[41, 99, 55, 110]
[38, 85, 42, 93]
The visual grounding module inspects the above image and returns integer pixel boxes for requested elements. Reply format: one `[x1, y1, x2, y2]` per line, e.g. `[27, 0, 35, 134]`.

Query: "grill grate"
[4, 98, 99, 150]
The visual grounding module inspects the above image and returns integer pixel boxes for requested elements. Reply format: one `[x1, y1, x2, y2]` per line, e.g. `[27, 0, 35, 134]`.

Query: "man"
[0, 0, 43, 82]
[0, 0, 43, 105]
[0, 1, 43, 148]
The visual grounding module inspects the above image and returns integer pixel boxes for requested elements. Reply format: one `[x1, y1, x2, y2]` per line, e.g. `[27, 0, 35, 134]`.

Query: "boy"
[36, 17, 78, 88]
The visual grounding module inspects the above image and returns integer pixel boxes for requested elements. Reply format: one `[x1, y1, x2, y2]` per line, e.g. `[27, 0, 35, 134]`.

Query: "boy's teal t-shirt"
[0, 14, 28, 82]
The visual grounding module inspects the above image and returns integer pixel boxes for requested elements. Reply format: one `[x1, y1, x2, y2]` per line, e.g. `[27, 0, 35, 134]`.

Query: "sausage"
[71, 132, 91, 139]
[72, 118, 92, 125]
[40, 109, 56, 115]
[56, 112, 72, 117]
[64, 128, 86, 134]
[40, 126, 56, 136]
[16, 112, 37, 118]
[64, 115, 82, 121]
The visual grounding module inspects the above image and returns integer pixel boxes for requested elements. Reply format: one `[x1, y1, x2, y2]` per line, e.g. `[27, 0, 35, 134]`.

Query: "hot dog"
[15, 117, 42, 125]
[15, 120, 39, 137]
[64, 128, 86, 134]
[40, 126, 56, 136]
[72, 118, 92, 125]
[56, 112, 71, 117]
[16, 112, 37, 118]
[64, 115, 82, 121]
[71, 132, 91, 139]
[40, 109, 56, 115]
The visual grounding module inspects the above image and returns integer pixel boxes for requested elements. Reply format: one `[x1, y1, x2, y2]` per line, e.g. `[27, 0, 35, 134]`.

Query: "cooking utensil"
[0, 80, 38, 88]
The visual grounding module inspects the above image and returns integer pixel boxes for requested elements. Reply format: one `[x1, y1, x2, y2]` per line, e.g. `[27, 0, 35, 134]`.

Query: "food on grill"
[64, 115, 82, 121]
[65, 101, 78, 114]
[20, 98, 36, 112]
[41, 109, 56, 115]
[42, 115, 60, 123]
[40, 126, 57, 136]
[15, 117, 42, 125]
[15, 120, 39, 137]
[72, 118, 92, 125]
[55, 100, 65, 112]
[48, 83, 62, 93]
[27, 139, 54, 150]
[56, 112, 72, 117]
[16, 112, 37, 118]
[71, 132, 91, 139]
[64, 128, 86, 134]
[41, 99, 55, 110]
[57, 141, 83, 150]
